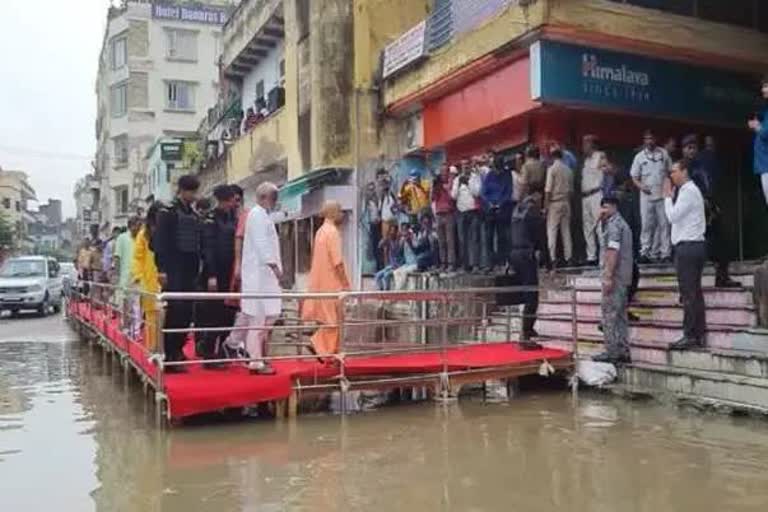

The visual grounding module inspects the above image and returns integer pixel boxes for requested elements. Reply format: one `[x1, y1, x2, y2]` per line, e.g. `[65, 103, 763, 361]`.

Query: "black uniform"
[154, 198, 203, 362]
[508, 195, 545, 338]
[198, 207, 238, 359]
[691, 152, 734, 286]
[615, 178, 641, 304]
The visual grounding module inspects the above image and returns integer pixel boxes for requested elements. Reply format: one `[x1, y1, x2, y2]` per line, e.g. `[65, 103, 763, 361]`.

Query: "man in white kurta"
[240, 182, 282, 374]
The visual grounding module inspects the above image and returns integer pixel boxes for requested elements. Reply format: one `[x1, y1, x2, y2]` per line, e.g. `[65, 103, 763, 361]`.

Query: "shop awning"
[277, 167, 353, 204]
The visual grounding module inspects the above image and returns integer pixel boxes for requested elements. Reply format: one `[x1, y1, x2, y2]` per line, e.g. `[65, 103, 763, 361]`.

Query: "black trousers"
[196, 271, 237, 359]
[164, 258, 200, 361]
[707, 214, 731, 284]
[369, 221, 383, 271]
[674, 241, 707, 342]
[509, 250, 539, 335]
[485, 207, 511, 268]
[628, 261, 640, 304]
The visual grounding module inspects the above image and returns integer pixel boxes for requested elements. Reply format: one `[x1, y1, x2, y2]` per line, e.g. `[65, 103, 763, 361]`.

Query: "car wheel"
[10, 309, 20, 318]
[38, 293, 50, 317]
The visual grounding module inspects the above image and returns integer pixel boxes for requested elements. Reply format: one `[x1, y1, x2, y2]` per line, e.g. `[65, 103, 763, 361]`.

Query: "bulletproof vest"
[214, 211, 236, 259]
[175, 206, 201, 254]
[509, 203, 534, 250]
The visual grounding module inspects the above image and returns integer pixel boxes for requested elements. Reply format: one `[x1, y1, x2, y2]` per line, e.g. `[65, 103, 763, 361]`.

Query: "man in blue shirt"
[481, 156, 513, 271]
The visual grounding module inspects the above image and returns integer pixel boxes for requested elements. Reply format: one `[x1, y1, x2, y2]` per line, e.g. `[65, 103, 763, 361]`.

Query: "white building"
[0, 167, 37, 250]
[73, 174, 101, 243]
[93, 1, 233, 229]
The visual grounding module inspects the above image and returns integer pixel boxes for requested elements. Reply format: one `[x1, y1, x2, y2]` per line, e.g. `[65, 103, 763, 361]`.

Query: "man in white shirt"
[451, 161, 482, 271]
[664, 160, 707, 349]
[631, 130, 673, 263]
[581, 135, 607, 265]
[240, 181, 283, 374]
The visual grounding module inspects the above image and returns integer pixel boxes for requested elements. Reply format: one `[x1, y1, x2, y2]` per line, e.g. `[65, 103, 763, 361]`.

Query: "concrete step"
[533, 318, 750, 351]
[630, 345, 768, 380]
[546, 287, 753, 307]
[620, 362, 768, 410]
[486, 317, 759, 352]
[531, 301, 755, 328]
[573, 273, 754, 290]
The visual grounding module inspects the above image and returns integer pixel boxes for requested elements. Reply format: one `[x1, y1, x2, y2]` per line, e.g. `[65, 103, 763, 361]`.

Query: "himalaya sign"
[581, 53, 650, 87]
[152, 3, 228, 25]
[530, 40, 756, 126]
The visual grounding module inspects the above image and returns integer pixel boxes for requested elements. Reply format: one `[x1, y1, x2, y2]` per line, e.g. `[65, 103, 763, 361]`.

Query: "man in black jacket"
[508, 192, 546, 349]
[154, 175, 203, 371]
[197, 184, 238, 366]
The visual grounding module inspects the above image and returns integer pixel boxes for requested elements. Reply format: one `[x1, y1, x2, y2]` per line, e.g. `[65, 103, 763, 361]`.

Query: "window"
[113, 136, 128, 166]
[111, 83, 127, 117]
[2, 198, 9, 209]
[110, 35, 127, 70]
[279, 59, 286, 86]
[116, 187, 129, 214]
[165, 81, 195, 111]
[15, 201, 20, 212]
[166, 29, 198, 61]
[256, 80, 265, 102]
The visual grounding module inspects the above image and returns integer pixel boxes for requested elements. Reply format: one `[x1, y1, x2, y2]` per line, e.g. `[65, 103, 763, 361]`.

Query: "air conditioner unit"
[403, 112, 424, 153]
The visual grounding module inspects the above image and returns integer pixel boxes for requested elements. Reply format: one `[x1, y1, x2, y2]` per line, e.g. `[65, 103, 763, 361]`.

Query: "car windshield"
[0, 260, 47, 278]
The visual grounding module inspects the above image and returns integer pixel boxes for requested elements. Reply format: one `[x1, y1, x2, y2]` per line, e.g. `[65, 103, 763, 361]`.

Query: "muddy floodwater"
[2, 316, 768, 511]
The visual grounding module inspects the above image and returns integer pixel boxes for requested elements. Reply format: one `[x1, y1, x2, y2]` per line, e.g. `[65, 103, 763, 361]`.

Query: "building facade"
[376, 0, 768, 262]
[195, 0, 430, 283]
[73, 174, 101, 244]
[0, 168, 37, 251]
[93, 0, 232, 231]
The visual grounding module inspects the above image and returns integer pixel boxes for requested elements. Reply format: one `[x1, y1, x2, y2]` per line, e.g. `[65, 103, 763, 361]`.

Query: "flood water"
[2, 316, 768, 511]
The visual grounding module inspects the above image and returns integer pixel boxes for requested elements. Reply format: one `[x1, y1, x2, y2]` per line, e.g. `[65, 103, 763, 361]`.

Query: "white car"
[0, 256, 64, 316]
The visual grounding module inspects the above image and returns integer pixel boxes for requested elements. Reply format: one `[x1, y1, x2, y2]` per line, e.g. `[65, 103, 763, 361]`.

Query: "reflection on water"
[2, 332, 768, 512]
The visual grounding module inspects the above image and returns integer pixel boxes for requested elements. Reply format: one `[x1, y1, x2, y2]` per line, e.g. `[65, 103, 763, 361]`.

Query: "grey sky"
[0, 0, 108, 218]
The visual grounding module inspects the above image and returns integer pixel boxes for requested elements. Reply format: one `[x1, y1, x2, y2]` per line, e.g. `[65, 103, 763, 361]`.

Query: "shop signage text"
[160, 142, 183, 162]
[383, 21, 427, 79]
[530, 40, 757, 126]
[152, 3, 228, 25]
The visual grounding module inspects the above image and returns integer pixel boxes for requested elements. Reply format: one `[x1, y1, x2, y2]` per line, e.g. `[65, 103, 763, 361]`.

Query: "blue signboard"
[530, 40, 758, 126]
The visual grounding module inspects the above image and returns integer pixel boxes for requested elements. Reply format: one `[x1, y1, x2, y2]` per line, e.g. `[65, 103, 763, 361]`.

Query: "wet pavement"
[2, 313, 768, 511]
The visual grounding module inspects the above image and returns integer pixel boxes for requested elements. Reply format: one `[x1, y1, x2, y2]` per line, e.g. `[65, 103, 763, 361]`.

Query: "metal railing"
[67, 279, 580, 418]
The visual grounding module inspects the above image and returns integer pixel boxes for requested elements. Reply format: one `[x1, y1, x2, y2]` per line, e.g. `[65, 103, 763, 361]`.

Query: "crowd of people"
[75, 176, 351, 376]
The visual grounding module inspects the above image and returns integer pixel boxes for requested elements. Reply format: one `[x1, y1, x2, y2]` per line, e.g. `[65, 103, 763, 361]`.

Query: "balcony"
[226, 107, 287, 185]
[221, 0, 284, 79]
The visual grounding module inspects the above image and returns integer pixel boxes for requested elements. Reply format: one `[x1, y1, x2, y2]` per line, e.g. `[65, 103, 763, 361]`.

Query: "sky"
[0, 1, 109, 218]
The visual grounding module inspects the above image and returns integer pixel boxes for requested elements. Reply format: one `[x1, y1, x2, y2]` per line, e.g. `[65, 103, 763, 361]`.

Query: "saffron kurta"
[131, 226, 160, 350]
[302, 220, 347, 355]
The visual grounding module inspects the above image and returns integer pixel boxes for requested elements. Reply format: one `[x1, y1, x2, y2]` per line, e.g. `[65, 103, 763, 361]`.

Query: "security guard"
[198, 184, 238, 366]
[594, 196, 633, 364]
[154, 174, 203, 371]
[508, 192, 545, 349]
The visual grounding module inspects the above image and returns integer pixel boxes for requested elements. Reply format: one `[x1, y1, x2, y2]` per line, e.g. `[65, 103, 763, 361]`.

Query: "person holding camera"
[451, 160, 482, 271]
[432, 164, 457, 271]
[481, 155, 513, 271]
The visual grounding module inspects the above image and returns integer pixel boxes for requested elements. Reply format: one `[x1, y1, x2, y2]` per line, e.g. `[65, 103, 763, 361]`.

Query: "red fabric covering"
[68, 300, 571, 420]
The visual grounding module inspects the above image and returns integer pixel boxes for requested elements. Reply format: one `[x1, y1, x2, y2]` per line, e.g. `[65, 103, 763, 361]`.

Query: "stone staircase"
[487, 263, 768, 414]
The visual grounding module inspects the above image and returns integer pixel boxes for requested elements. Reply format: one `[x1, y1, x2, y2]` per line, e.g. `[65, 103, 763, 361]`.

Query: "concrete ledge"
[621, 362, 768, 409]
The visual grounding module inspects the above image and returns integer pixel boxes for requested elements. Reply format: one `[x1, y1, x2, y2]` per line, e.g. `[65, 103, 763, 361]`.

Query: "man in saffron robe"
[302, 201, 351, 356]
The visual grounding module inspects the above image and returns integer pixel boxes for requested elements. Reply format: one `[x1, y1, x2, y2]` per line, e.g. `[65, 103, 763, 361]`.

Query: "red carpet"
[69, 301, 571, 420]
